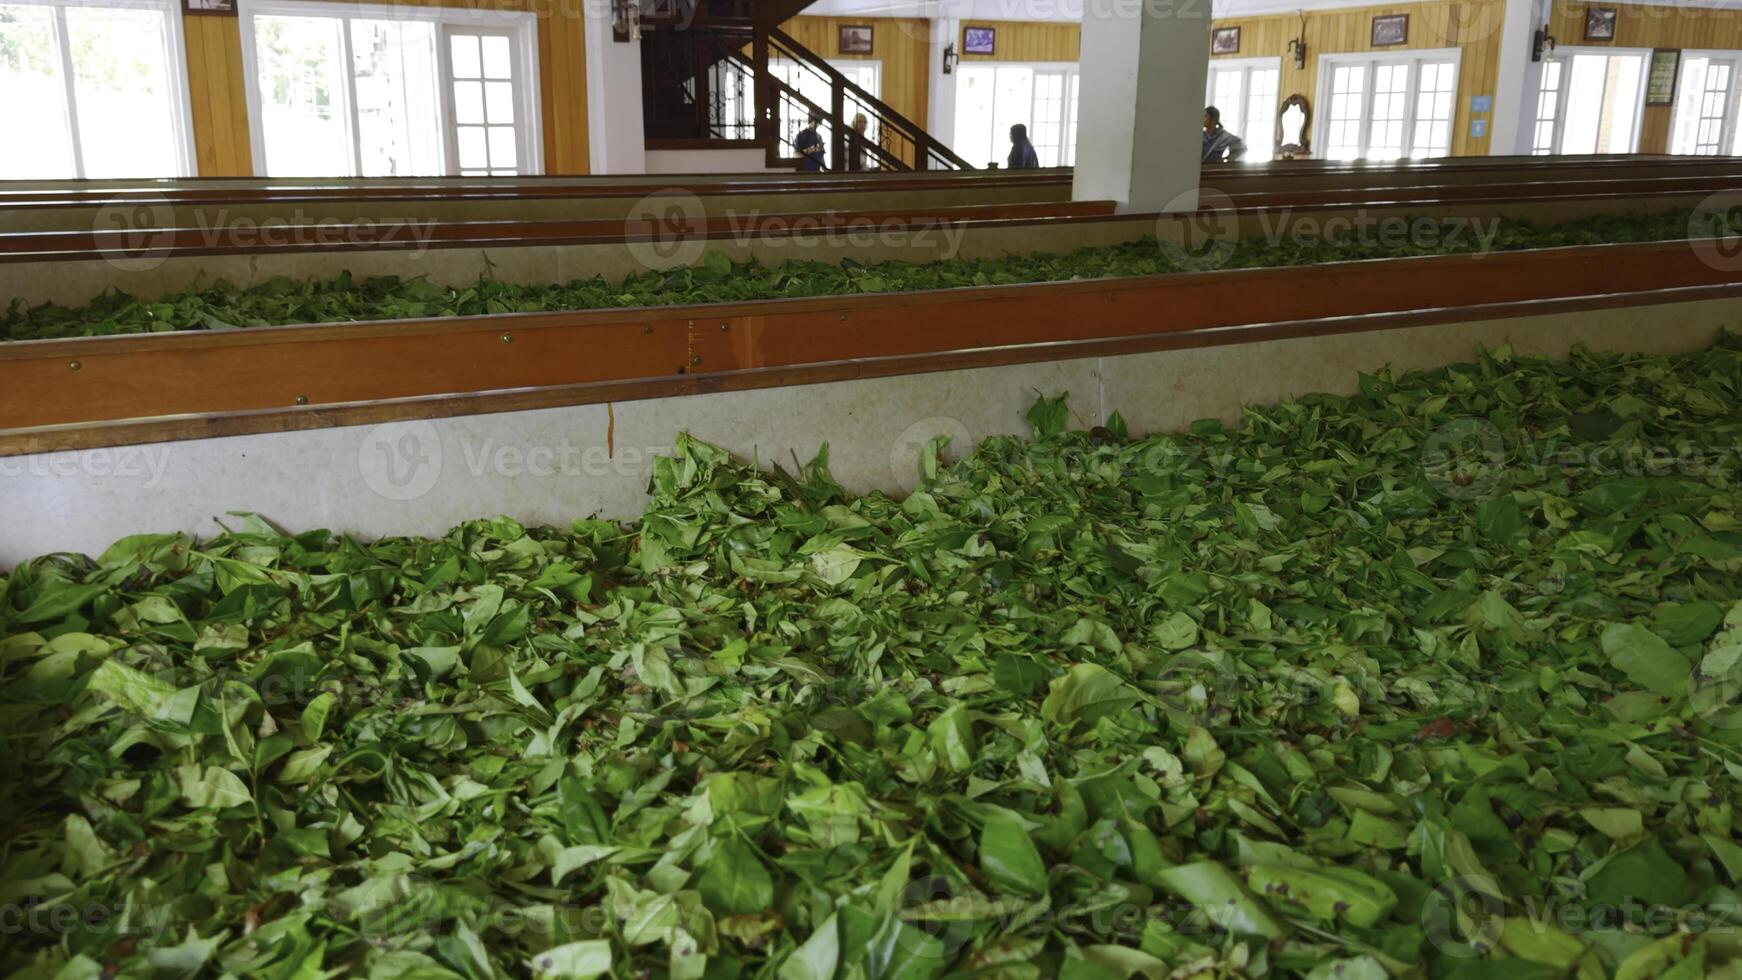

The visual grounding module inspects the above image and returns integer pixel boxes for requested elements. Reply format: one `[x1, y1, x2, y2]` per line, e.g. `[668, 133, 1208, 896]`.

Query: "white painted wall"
[928, 16, 960, 156]
[644, 148, 784, 173]
[584, 3, 647, 174]
[1072, 2, 1210, 210]
[1491, 0, 1546, 154]
[4, 302, 1732, 566]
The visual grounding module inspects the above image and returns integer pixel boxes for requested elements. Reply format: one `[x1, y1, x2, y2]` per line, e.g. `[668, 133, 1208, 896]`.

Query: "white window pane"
[487, 125, 516, 169]
[256, 15, 351, 176]
[1605, 55, 1643, 152]
[484, 79, 513, 124]
[0, 5, 75, 178]
[991, 65, 1034, 150]
[453, 79, 484, 124]
[481, 34, 510, 79]
[457, 125, 486, 168]
[952, 65, 998, 167]
[450, 33, 480, 78]
[350, 19, 442, 176]
[66, 6, 179, 177]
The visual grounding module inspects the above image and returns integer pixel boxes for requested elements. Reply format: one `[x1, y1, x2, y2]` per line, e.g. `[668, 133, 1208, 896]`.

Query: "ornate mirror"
[1276, 95, 1310, 158]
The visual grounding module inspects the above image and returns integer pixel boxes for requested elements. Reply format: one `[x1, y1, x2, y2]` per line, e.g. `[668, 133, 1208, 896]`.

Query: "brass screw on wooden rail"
[68, 360, 80, 371]
[690, 355, 703, 366]
[294, 395, 308, 405]
[643, 324, 653, 334]
[501, 333, 514, 344]
[720, 323, 730, 332]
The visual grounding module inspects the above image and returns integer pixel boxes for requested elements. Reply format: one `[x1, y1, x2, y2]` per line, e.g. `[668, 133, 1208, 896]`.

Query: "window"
[1062, 73, 1080, 166]
[952, 63, 1081, 167]
[240, 0, 541, 177]
[0, 0, 194, 178]
[1314, 51, 1461, 161]
[1671, 52, 1742, 155]
[1531, 60, 1563, 155]
[1205, 58, 1280, 162]
[1530, 49, 1646, 155]
[444, 29, 524, 176]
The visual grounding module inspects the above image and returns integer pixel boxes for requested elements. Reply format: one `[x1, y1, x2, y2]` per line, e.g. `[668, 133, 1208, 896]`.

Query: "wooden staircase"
[639, 1, 971, 171]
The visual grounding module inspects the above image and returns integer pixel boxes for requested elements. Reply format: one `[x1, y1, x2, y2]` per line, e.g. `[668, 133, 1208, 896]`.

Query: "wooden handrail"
[767, 26, 973, 171]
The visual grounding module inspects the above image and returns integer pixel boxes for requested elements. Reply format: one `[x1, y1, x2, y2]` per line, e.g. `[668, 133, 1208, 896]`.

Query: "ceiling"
[802, 0, 1742, 24]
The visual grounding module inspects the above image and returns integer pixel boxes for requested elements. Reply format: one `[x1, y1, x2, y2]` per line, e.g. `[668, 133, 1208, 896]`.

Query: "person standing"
[846, 113, 870, 172]
[795, 112, 826, 172]
[1202, 106, 1247, 163]
[1007, 124, 1040, 169]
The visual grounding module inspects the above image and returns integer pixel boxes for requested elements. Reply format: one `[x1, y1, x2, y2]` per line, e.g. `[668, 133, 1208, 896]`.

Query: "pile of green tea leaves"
[0, 206, 1729, 341]
[9, 338, 1742, 979]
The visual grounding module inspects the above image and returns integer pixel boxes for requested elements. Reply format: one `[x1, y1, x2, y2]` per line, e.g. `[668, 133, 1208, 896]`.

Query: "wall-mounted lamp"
[612, 0, 640, 43]
[1532, 27, 1556, 61]
[1287, 37, 1307, 69]
[943, 42, 958, 74]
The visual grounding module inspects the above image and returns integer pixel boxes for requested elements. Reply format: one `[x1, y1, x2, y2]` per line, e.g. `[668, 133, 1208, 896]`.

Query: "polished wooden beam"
[5, 281, 1737, 458]
[1, 240, 1733, 444]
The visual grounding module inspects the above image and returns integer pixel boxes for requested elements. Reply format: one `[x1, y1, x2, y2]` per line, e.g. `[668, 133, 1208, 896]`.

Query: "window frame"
[0, 0, 198, 178]
[237, 0, 544, 177]
[1670, 49, 1742, 156]
[949, 60, 1080, 168]
[1530, 45, 1651, 156]
[1312, 48, 1462, 161]
[1204, 55, 1282, 161]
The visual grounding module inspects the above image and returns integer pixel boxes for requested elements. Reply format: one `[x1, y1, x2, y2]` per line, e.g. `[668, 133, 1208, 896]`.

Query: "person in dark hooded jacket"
[1007, 124, 1040, 169]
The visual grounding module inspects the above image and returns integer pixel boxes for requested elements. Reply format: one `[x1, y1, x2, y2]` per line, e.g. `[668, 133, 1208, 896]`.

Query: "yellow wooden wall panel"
[179, 0, 589, 176]
[1210, 0, 1508, 155]
[957, 20, 1080, 62]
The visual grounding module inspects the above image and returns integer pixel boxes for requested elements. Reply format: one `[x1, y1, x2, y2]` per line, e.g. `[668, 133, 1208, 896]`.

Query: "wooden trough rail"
[6, 155, 1739, 211]
[2, 238, 1738, 456]
[0, 171, 1735, 265]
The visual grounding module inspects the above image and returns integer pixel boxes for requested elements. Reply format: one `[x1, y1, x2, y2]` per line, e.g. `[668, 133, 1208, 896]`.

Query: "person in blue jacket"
[1202, 106, 1247, 162]
[1007, 124, 1040, 169]
[795, 113, 826, 172]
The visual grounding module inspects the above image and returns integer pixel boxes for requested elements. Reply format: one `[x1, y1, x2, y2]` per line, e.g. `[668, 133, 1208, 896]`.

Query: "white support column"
[927, 16, 960, 159]
[584, 2, 647, 174]
[1071, 2, 1211, 211]
[1490, 0, 1545, 155]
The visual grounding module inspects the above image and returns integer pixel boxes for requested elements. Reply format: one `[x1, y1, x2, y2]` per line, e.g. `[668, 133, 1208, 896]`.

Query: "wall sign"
[1370, 14, 1408, 46]
[183, 0, 237, 15]
[963, 25, 996, 56]
[1647, 48, 1681, 105]
[1470, 94, 1492, 113]
[838, 24, 873, 56]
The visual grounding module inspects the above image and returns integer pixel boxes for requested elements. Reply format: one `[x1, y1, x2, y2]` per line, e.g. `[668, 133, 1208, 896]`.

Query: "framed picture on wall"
[1647, 48, 1680, 104]
[838, 24, 873, 55]
[1585, 6, 1618, 40]
[1211, 26, 1241, 55]
[963, 25, 996, 56]
[1370, 14, 1408, 46]
[183, 0, 237, 15]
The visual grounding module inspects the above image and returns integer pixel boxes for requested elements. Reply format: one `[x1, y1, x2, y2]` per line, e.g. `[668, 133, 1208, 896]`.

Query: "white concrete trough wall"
[2, 300, 1735, 567]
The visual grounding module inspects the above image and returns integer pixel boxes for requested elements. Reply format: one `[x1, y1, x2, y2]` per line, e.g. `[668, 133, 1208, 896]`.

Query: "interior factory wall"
[182, 0, 591, 176]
